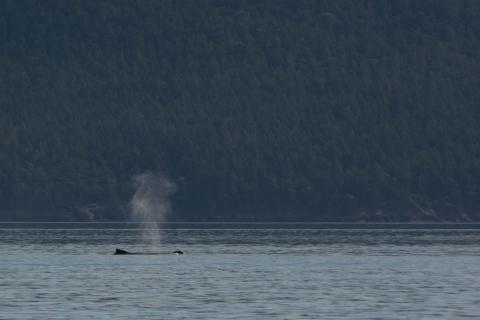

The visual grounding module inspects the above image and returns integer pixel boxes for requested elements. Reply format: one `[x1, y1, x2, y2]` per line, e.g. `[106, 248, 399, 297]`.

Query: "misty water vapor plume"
[129, 171, 177, 247]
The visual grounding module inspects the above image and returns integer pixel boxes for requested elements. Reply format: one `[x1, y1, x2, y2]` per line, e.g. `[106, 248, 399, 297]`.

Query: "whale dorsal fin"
[114, 248, 129, 255]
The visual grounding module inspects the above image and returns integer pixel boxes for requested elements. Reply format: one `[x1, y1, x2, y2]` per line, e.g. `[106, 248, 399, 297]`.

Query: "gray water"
[1, 224, 480, 319]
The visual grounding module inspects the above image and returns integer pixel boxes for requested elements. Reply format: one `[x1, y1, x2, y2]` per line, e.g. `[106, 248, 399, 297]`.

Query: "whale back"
[114, 248, 129, 255]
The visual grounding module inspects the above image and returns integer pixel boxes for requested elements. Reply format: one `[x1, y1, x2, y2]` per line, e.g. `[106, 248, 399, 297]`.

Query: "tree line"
[0, 0, 479, 221]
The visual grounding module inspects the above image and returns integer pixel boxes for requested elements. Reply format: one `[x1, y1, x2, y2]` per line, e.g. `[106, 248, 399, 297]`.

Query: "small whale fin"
[114, 248, 130, 255]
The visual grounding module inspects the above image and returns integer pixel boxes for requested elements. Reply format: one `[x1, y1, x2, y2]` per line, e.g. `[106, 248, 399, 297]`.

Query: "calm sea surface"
[0, 223, 479, 319]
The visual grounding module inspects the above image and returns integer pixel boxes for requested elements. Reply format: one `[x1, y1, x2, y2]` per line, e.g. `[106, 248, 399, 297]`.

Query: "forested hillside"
[1, 0, 480, 221]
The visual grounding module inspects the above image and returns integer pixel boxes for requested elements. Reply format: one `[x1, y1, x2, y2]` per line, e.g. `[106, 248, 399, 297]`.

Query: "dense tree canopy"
[1, 0, 480, 221]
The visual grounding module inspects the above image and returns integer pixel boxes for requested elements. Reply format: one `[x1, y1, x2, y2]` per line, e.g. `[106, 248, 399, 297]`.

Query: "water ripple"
[0, 227, 479, 319]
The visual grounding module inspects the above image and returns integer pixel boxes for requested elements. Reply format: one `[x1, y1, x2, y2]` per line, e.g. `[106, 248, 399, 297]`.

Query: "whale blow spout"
[114, 248, 184, 255]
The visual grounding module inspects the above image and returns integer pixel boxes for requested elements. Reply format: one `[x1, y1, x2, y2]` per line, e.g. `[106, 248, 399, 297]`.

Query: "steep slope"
[1, 0, 480, 220]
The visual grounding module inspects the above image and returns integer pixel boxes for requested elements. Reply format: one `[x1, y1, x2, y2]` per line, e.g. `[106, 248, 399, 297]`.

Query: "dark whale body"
[114, 248, 184, 255]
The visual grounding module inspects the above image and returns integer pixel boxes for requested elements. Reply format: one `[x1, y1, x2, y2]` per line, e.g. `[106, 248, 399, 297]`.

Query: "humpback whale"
[114, 248, 184, 255]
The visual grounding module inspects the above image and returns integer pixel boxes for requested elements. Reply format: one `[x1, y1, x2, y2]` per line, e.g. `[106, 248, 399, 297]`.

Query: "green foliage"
[1, 0, 480, 220]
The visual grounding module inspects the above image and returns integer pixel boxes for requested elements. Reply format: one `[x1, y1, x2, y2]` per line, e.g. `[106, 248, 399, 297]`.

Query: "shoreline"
[1, 221, 480, 229]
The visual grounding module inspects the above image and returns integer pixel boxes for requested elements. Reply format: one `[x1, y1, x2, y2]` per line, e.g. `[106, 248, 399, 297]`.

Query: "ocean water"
[0, 223, 479, 319]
